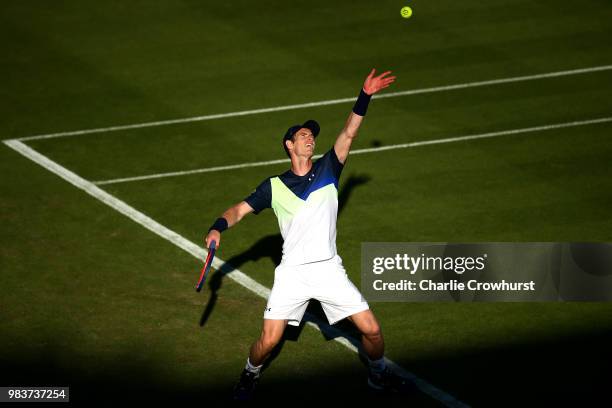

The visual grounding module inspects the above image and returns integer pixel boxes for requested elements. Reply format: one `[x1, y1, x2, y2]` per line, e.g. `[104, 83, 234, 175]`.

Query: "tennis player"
[205, 69, 409, 400]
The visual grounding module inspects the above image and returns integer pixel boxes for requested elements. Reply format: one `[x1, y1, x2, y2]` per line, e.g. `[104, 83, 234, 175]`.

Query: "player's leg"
[347, 309, 384, 360]
[234, 318, 288, 401]
[348, 309, 413, 393]
[316, 256, 414, 393]
[314, 257, 383, 359]
[314, 257, 384, 360]
[249, 318, 289, 366]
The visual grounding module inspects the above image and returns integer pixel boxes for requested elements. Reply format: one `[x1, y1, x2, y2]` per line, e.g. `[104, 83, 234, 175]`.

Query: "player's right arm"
[205, 177, 271, 249]
[205, 201, 254, 249]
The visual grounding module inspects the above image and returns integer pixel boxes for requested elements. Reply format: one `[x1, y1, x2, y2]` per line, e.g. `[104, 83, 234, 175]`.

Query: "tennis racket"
[195, 240, 216, 292]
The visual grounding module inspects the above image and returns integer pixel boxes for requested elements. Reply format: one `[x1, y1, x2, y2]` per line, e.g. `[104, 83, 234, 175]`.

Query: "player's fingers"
[377, 80, 394, 88]
[377, 70, 392, 78]
[206, 233, 219, 249]
[368, 68, 376, 78]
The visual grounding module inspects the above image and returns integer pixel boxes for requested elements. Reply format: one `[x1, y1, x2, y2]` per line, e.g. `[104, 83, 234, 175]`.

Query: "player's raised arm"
[205, 201, 255, 249]
[334, 69, 396, 164]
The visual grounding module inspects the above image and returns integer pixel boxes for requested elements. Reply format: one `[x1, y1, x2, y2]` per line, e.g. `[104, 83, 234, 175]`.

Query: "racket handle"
[209, 240, 216, 250]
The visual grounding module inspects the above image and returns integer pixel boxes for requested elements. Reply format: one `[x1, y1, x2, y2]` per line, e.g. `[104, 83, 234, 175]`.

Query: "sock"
[368, 356, 386, 373]
[245, 358, 263, 375]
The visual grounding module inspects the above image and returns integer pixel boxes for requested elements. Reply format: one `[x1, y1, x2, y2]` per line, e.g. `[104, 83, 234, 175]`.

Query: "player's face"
[291, 128, 315, 158]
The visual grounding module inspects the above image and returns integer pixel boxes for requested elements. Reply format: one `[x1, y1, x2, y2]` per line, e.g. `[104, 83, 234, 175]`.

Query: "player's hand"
[205, 230, 221, 249]
[363, 68, 396, 95]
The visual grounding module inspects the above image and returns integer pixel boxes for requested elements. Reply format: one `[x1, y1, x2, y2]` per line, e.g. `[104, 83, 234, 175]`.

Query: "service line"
[93, 117, 612, 185]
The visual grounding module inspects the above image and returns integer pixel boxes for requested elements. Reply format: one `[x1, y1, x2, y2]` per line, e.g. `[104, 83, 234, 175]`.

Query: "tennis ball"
[400, 6, 413, 19]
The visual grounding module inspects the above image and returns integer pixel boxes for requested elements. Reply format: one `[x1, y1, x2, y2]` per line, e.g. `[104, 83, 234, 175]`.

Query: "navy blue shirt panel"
[244, 178, 272, 214]
[244, 146, 344, 214]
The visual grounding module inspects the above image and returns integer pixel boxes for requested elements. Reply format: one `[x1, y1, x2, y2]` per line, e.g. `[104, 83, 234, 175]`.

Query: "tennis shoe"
[232, 369, 260, 401]
[367, 367, 415, 394]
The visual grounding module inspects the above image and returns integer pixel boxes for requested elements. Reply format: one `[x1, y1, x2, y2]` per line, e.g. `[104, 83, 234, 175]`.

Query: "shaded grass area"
[404, 327, 612, 406]
[0, 341, 442, 406]
[1, 319, 609, 406]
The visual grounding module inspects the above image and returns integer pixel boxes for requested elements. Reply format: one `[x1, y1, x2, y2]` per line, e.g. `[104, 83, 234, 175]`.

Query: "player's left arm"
[334, 69, 396, 164]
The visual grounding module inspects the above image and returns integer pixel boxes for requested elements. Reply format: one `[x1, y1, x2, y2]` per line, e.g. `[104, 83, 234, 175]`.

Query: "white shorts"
[263, 255, 369, 326]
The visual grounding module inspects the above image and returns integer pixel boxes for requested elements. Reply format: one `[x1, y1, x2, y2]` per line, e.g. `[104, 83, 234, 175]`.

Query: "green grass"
[2, 0, 612, 405]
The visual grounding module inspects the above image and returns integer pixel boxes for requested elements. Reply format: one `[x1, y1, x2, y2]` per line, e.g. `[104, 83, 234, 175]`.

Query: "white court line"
[93, 117, 612, 185]
[3, 139, 469, 408]
[15, 64, 612, 142]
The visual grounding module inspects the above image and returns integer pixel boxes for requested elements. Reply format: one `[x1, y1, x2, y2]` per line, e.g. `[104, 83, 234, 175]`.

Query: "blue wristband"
[208, 217, 228, 233]
[352, 88, 372, 116]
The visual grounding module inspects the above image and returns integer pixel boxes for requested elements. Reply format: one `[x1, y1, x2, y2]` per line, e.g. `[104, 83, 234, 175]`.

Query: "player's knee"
[259, 330, 282, 350]
[363, 321, 382, 340]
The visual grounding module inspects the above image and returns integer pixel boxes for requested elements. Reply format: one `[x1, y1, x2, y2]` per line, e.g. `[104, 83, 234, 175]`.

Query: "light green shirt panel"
[270, 177, 305, 222]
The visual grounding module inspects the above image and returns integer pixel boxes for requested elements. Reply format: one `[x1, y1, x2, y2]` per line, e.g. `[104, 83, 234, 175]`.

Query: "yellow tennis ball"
[400, 6, 413, 19]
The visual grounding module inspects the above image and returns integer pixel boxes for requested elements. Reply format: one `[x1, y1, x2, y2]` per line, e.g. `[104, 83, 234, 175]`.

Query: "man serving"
[205, 69, 408, 400]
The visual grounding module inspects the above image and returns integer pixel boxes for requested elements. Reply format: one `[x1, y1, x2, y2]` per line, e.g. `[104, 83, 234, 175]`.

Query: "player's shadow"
[199, 173, 371, 330]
